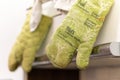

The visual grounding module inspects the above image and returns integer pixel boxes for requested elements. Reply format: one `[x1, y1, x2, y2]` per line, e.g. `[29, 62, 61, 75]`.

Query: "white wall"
[0, 0, 33, 79]
[95, 0, 120, 45]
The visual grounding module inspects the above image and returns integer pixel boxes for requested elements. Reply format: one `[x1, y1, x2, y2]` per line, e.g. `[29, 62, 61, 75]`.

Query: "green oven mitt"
[8, 10, 52, 72]
[46, 0, 113, 69]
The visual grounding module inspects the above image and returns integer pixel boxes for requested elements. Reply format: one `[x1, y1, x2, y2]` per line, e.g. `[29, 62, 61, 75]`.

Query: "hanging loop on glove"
[30, 0, 42, 32]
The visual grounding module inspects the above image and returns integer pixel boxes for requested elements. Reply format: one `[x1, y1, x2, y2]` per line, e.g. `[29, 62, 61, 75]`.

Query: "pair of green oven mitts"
[8, 9, 52, 72]
[46, 0, 114, 69]
[9, 0, 114, 72]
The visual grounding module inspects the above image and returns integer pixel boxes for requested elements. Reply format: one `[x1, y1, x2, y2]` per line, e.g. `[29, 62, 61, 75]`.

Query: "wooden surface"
[80, 66, 120, 80]
[80, 56, 120, 80]
[28, 69, 79, 80]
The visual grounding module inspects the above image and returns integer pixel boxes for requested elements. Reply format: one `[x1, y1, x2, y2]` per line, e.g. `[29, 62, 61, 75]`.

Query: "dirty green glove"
[8, 10, 52, 72]
[46, 0, 113, 69]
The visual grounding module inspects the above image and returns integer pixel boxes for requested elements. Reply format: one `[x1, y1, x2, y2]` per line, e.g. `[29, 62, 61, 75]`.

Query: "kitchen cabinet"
[28, 51, 120, 80]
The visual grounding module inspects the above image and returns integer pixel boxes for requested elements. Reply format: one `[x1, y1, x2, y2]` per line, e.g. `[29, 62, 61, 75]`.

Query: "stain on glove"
[46, 0, 114, 69]
[8, 10, 52, 72]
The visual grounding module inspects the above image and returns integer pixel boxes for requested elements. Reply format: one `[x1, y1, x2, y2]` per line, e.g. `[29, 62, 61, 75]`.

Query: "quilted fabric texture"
[8, 10, 52, 72]
[46, 0, 114, 69]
